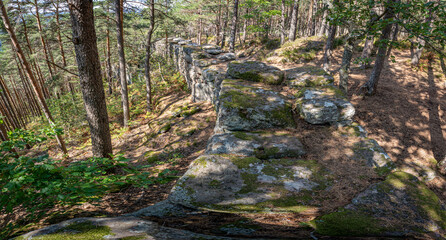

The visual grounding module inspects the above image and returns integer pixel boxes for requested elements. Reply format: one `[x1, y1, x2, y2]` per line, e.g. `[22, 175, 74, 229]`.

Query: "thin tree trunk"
[339, 36, 355, 93]
[106, 3, 113, 94]
[360, 35, 374, 69]
[288, 0, 299, 41]
[229, 0, 239, 52]
[34, 0, 55, 80]
[115, 0, 130, 127]
[280, 0, 286, 44]
[221, 0, 229, 49]
[69, 0, 113, 158]
[144, 0, 155, 111]
[322, 25, 337, 71]
[360, 0, 396, 95]
[0, 0, 67, 154]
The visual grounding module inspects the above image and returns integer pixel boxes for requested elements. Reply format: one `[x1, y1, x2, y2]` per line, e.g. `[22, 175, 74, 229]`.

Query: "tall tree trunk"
[115, 0, 130, 127]
[288, 0, 299, 41]
[339, 36, 355, 93]
[0, 0, 67, 154]
[69, 0, 113, 158]
[221, 0, 229, 49]
[144, 0, 155, 111]
[360, 35, 374, 69]
[322, 25, 337, 70]
[280, 0, 286, 44]
[229, 0, 239, 52]
[34, 0, 55, 80]
[318, 2, 328, 36]
[411, 38, 425, 66]
[360, 0, 396, 96]
[106, 3, 113, 94]
[242, 7, 248, 44]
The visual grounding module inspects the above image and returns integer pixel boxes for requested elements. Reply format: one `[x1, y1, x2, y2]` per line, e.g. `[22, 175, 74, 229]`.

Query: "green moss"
[380, 172, 446, 229]
[261, 164, 293, 178]
[120, 236, 147, 240]
[374, 163, 395, 176]
[145, 151, 161, 163]
[267, 103, 295, 127]
[220, 89, 261, 109]
[180, 106, 200, 117]
[230, 156, 260, 169]
[194, 156, 209, 168]
[238, 173, 259, 194]
[159, 123, 171, 133]
[238, 71, 262, 82]
[232, 131, 256, 141]
[311, 209, 385, 236]
[254, 147, 280, 160]
[209, 179, 221, 188]
[33, 222, 112, 240]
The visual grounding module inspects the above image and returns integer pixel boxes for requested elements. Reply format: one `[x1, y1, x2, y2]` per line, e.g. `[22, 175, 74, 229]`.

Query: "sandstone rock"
[227, 61, 285, 85]
[217, 53, 236, 61]
[215, 79, 295, 133]
[296, 87, 355, 125]
[312, 172, 446, 239]
[205, 131, 305, 158]
[169, 155, 330, 213]
[286, 66, 334, 88]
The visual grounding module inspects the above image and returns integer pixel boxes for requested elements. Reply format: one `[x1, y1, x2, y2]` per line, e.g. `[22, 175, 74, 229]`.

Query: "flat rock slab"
[215, 79, 295, 133]
[168, 154, 331, 213]
[296, 87, 355, 125]
[206, 131, 305, 159]
[19, 217, 239, 240]
[286, 66, 334, 88]
[312, 172, 446, 239]
[227, 61, 285, 85]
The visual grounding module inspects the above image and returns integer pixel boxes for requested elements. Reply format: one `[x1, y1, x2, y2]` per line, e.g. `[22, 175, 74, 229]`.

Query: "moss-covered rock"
[313, 172, 446, 238]
[286, 66, 334, 88]
[351, 139, 395, 176]
[295, 86, 355, 125]
[215, 79, 295, 132]
[227, 61, 285, 85]
[168, 154, 333, 214]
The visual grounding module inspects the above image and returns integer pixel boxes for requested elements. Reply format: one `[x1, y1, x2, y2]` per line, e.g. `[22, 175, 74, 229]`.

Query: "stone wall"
[155, 38, 235, 105]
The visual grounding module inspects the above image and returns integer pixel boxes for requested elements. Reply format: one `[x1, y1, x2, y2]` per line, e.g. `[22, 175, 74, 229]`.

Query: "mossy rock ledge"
[227, 61, 285, 85]
[18, 217, 235, 240]
[312, 172, 446, 239]
[205, 131, 305, 159]
[168, 154, 333, 213]
[295, 86, 355, 125]
[214, 79, 295, 133]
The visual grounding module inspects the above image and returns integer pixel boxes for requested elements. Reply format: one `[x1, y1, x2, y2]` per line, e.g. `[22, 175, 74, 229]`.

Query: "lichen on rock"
[227, 61, 285, 85]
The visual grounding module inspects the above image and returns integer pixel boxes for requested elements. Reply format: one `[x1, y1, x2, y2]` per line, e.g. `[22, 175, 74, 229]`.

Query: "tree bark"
[144, 0, 155, 111]
[0, 0, 67, 154]
[280, 0, 286, 44]
[288, 0, 299, 41]
[339, 36, 355, 93]
[322, 24, 337, 70]
[106, 3, 113, 95]
[360, 0, 396, 95]
[69, 0, 113, 158]
[360, 35, 374, 69]
[221, 0, 230, 49]
[115, 0, 130, 127]
[229, 0, 239, 52]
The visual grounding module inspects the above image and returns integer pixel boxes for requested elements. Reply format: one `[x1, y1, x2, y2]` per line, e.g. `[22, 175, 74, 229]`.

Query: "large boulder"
[206, 131, 305, 159]
[296, 87, 355, 125]
[227, 61, 285, 85]
[168, 154, 331, 213]
[286, 66, 334, 88]
[217, 53, 236, 61]
[312, 172, 446, 239]
[215, 79, 295, 133]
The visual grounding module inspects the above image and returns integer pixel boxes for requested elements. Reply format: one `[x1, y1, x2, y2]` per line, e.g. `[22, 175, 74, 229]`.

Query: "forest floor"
[15, 39, 446, 239]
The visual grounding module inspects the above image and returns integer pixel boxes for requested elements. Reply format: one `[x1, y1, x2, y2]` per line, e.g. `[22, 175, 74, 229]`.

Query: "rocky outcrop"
[227, 61, 285, 85]
[214, 79, 295, 133]
[312, 172, 446, 239]
[286, 66, 334, 87]
[295, 87, 355, 125]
